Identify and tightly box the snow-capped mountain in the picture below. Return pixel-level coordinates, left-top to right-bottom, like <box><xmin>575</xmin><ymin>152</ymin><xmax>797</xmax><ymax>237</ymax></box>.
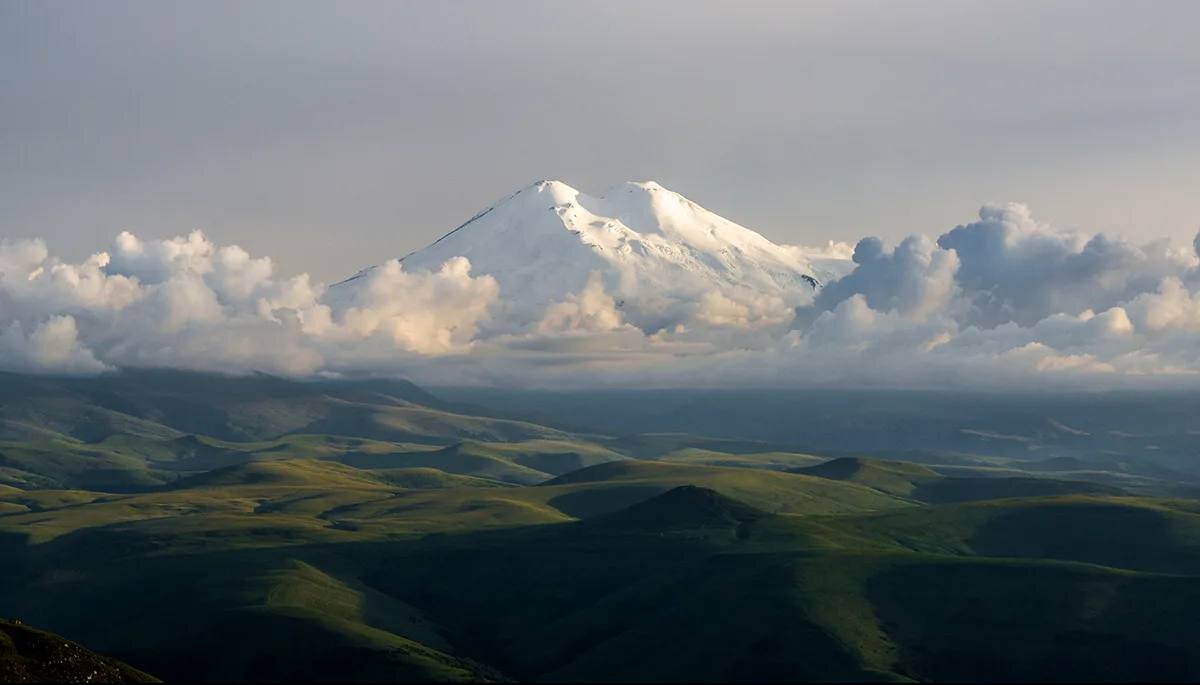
<box><xmin>333</xmin><ymin>180</ymin><xmax>843</xmax><ymax>332</ymax></box>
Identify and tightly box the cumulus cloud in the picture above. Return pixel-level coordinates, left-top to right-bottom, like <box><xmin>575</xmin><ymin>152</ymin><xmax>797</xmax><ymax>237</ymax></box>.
<box><xmin>0</xmin><ymin>232</ymin><xmax>499</xmax><ymax>376</ymax></box>
<box><xmin>938</xmin><ymin>203</ymin><xmax>1197</xmax><ymax>327</ymax></box>
<box><xmin>807</xmin><ymin>234</ymin><xmax>960</xmax><ymax>321</ymax></box>
<box><xmin>538</xmin><ymin>271</ymin><xmax>626</xmax><ymax>334</ymax></box>
<box><xmin>331</xmin><ymin>257</ymin><xmax>499</xmax><ymax>353</ymax></box>
<box><xmin>766</xmin><ymin>203</ymin><xmax>1200</xmax><ymax>391</ymax></box>
<box><xmin>0</xmin><ymin>315</ymin><xmax>109</xmax><ymax>374</ymax></box>
<box><xmin>694</xmin><ymin>288</ymin><xmax>794</xmax><ymax>329</ymax></box>
<box><xmin>4</xmin><ymin>205</ymin><xmax>1200</xmax><ymax>390</ymax></box>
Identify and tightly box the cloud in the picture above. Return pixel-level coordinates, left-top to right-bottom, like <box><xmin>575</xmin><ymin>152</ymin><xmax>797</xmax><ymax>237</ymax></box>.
<box><xmin>1124</xmin><ymin>277</ymin><xmax>1200</xmax><ymax>333</ymax></box>
<box><xmin>0</xmin><ymin>315</ymin><xmax>109</xmax><ymax>374</ymax></box>
<box><xmin>330</xmin><ymin>257</ymin><xmax>499</xmax><ymax>354</ymax></box>
<box><xmin>538</xmin><ymin>271</ymin><xmax>626</xmax><ymax>334</ymax></box>
<box><xmin>0</xmin><ymin>232</ymin><xmax>499</xmax><ymax>375</ymax></box>
<box><xmin>807</xmin><ymin>234</ymin><xmax>960</xmax><ymax>321</ymax></box>
<box><xmin>937</xmin><ymin>203</ymin><xmax>1197</xmax><ymax>327</ymax></box>
<box><xmin>694</xmin><ymin>288</ymin><xmax>794</xmax><ymax>329</ymax></box>
<box><xmin>4</xmin><ymin>207</ymin><xmax>1200</xmax><ymax>390</ymax></box>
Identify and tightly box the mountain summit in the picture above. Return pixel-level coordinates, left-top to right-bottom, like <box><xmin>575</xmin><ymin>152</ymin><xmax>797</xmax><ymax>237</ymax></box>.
<box><xmin>335</xmin><ymin>180</ymin><xmax>837</xmax><ymax>331</ymax></box>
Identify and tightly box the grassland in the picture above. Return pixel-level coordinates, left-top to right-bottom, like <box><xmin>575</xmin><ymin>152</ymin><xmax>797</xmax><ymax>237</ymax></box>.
<box><xmin>3</xmin><ymin>371</ymin><xmax>1200</xmax><ymax>681</ymax></box>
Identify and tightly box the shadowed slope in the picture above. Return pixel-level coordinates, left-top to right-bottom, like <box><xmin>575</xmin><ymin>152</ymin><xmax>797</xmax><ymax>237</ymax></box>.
<box><xmin>0</xmin><ymin>619</ymin><xmax>157</xmax><ymax>683</ymax></box>
<box><xmin>594</xmin><ymin>485</ymin><xmax>764</xmax><ymax>531</ymax></box>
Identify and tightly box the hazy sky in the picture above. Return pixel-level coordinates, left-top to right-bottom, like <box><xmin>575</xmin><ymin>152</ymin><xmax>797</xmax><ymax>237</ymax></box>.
<box><xmin>5</xmin><ymin>0</ymin><xmax>1200</xmax><ymax>282</ymax></box>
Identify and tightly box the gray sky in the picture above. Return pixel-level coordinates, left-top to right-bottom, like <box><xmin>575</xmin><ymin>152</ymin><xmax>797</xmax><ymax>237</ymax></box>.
<box><xmin>4</xmin><ymin>0</ymin><xmax>1200</xmax><ymax>282</ymax></box>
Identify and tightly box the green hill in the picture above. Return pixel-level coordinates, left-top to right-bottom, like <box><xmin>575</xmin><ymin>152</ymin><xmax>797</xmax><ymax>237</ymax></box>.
<box><xmin>3</xmin><ymin>371</ymin><xmax>1200</xmax><ymax>681</ymax></box>
<box><xmin>172</xmin><ymin>459</ymin><xmax>397</xmax><ymax>489</ymax></box>
<box><xmin>3</xmin><ymin>456</ymin><xmax>1200</xmax><ymax>681</ymax></box>
<box><xmin>0</xmin><ymin>372</ymin><xmax>621</xmax><ymax>491</ymax></box>
<box><xmin>336</xmin><ymin>438</ymin><xmax>624</xmax><ymax>485</ymax></box>
<box><xmin>594</xmin><ymin>485</ymin><xmax>765</xmax><ymax>532</ymax></box>
<box><xmin>794</xmin><ymin>457</ymin><xmax>940</xmax><ymax>497</ymax></box>
<box><xmin>367</xmin><ymin>468</ymin><xmax>507</xmax><ymax>490</ymax></box>
<box><xmin>798</xmin><ymin>495</ymin><xmax>1200</xmax><ymax>574</ymax></box>
<box><xmin>361</xmin><ymin>491</ymin><xmax>1200</xmax><ymax>682</ymax></box>
<box><xmin>538</xmin><ymin>460</ymin><xmax>911</xmax><ymax>518</ymax></box>
<box><xmin>795</xmin><ymin>456</ymin><xmax>1127</xmax><ymax>504</ymax></box>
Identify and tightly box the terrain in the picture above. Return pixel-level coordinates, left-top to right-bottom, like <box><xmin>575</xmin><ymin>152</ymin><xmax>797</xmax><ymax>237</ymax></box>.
<box><xmin>2</xmin><ymin>371</ymin><xmax>1199</xmax><ymax>681</ymax></box>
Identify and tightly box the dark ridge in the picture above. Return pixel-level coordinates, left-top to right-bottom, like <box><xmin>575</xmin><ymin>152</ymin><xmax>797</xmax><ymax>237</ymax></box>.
<box><xmin>540</xmin><ymin>459</ymin><xmax>668</xmax><ymax>486</ymax></box>
<box><xmin>0</xmin><ymin>619</ymin><xmax>158</xmax><ymax>683</ymax></box>
<box><xmin>594</xmin><ymin>485</ymin><xmax>764</xmax><ymax>530</ymax></box>
<box><xmin>794</xmin><ymin>457</ymin><xmax>937</xmax><ymax>480</ymax></box>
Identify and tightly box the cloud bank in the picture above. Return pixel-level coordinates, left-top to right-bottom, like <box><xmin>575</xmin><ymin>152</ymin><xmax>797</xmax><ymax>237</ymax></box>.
<box><xmin>3</xmin><ymin>204</ymin><xmax>1200</xmax><ymax>389</ymax></box>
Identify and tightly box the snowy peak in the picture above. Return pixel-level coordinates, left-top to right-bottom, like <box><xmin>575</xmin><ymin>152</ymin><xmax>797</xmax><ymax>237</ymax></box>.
<box><xmin>337</xmin><ymin>180</ymin><xmax>838</xmax><ymax>332</ymax></box>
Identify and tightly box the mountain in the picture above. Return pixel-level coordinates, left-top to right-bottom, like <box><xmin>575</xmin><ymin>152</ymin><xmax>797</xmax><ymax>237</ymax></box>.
<box><xmin>332</xmin><ymin>180</ymin><xmax>841</xmax><ymax>331</ymax></box>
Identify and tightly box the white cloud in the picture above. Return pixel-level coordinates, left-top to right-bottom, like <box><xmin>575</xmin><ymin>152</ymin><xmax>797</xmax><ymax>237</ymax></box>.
<box><xmin>3</xmin><ymin>208</ymin><xmax>1200</xmax><ymax>389</ymax></box>
<box><xmin>807</xmin><ymin>234</ymin><xmax>960</xmax><ymax>321</ymax></box>
<box><xmin>937</xmin><ymin>203</ymin><xmax>1197</xmax><ymax>327</ymax></box>
<box><xmin>331</xmin><ymin>257</ymin><xmax>499</xmax><ymax>354</ymax></box>
<box><xmin>0</xmin><ymin>232</ymin><xmax>499</xmax><ymax>375</ymax></box>
<box><xmin>538</xmin><ymin>271</ymin><xmax>626</xmax><ymax>334</ymax></box>
<box><xmin>0</xmin><ymin>315</ymin><xmax>109</xmax><ymax>374</ymax></box>
<box><xmin>694</xmin><ymin>289</ymin><xmax>794</xmax><ymax>329</ymax></box>
<box><xmin>1124</xmin><ymin>277</ymin><xmax>1200</xmax><ymax>333</ymax></box>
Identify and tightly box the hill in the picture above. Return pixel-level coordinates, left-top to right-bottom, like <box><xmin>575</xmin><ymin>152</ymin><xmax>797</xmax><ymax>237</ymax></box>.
<box><xmin>795</xmin><ymin>456</ymin><xmax>1127</xmax><ymax>503</ymax></box>
<box><xmin>0</xmin><ymin>372</ymin><xmax>600</xmax><ymax>491</ymax></box>
<box><xmin>1</xmin><ymin>371</ymin><xmax>1199</xmax><ymax>681</ymax></box>
<box><xmin>537</xmin><ymin>460</ymin><xmax>910</xmax><ymax>518</ymax></box>
<box><xmin>364</xmin><ymin>492</ymin><xmax>1200</xmax><ymax>682</ymax></box>
<box><xmin>336</xmin><ymin>438</ymin><xmax>626</xmax><ymax>485</ymax></box>
<box><xmin>0</xmin><ymin>369</ymin><xmax>568</xmax><ymax>445</ymax></box>
<box><xmin>2</xmin><ymin>453</ymin><xmax>1200</xmax><ymax>681</ymax></box>
<box><xmin>593</xmin><ymin>485</ymin><xmax>765</xmax><ymax>532</ymax></box>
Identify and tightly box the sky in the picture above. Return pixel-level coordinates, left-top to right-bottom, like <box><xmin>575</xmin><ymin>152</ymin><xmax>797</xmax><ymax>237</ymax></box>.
<box><xmin>4</xmin><ymin>0</ymin><xmax>1200</xmax><ymax>283</ymax></box>
<box><xmin>5</xmin><ymin>1</ymin><xmax>1200</xmax><ymax>389</ymax></box>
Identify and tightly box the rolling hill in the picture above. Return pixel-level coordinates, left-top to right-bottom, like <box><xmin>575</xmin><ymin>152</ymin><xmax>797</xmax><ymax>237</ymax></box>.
<box><xmin>2</xmin><ymin>370</ymin><xmax>1200</xmax><ymax>681</ymax></box>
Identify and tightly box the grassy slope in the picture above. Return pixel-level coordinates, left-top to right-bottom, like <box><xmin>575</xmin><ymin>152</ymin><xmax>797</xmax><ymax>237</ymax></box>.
<box><xmin>0</xmin><ymin>432</ymin><xmax>630</xmax><ymax>491</ymax></box>
<box><xmin>0</xmin><ymin>371</ymin><xmax>596</xmax><ymax>492</ymax></box>
<box><xmin>0</xmin><ymin>457</ymin><xmax>912</xmax><ymax>681</ymax></box>
<box><xmin>795</xmin><ymin>456</ymin><xmax>1129</xmax><ymax>504</ymax></box>
<box><xmin>655</xmin><ymin>448</ymin><xmax>826</xmax><ymax>471</ymax></box>
<box><xmin>801</xmin><ymin>495</ymin><xmax>1200</xmax><ymax>573</ymax></box>
<box><xmin>538</xmin><ymin>460</ymin><xmax>910</xmax><ymax>517</ymax></box>
<box><xmin>1</xmin><ymin>459</ymin><xmax>1199</xmax><ymax>681</ymax></box>
<box><xmin>364</xmin><ymin>487</ymin><xmax>1200</xmax><ymax>682</ymax></box>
